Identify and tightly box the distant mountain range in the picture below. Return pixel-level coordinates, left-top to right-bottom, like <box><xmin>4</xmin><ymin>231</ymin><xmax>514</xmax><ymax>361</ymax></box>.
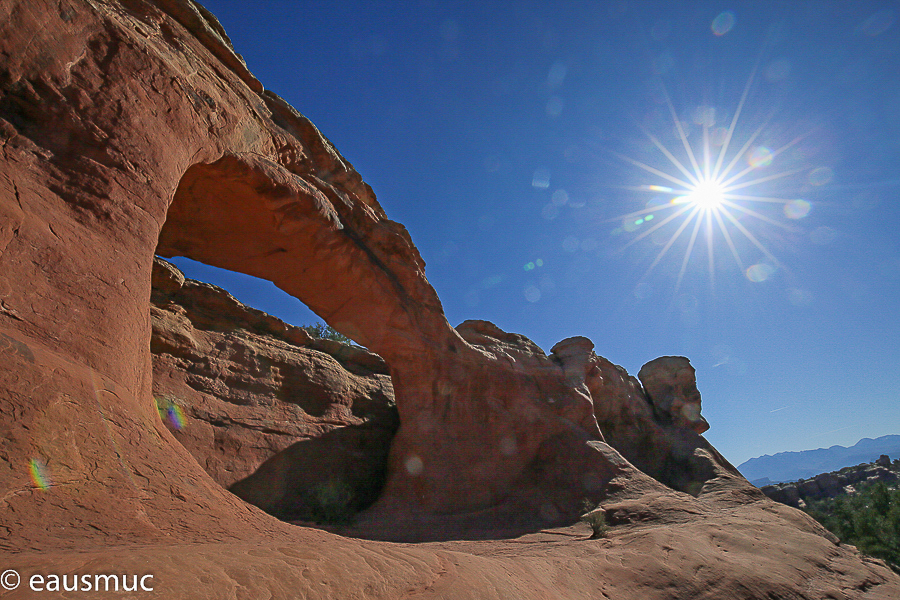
<box><xmin>738</xmin><ymin>435</ymin><xmax>900</xmax><ymax>485</ymax></box>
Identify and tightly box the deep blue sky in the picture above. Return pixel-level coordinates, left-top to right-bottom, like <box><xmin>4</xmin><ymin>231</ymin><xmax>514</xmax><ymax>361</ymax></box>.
<box><xmin>176</xmin><ymin>1</ymin><xmax>900</xmax><ymax>466</ymax></box>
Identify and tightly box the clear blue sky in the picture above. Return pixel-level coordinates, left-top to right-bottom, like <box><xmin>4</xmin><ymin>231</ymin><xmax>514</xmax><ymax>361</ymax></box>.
<box><xmin>176</xmin><ymin>1</ymin><xmax>900</xmax><ymax>467</ymax></box>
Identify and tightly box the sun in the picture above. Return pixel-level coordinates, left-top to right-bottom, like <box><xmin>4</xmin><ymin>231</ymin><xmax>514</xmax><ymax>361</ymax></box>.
<box><xmin>685</xmin><ymin>178</ymin><xmax>726</xmax><ymax>210</ymax></box>
<box><xmin>606</xmin><ymin>63</ymin><xmax>814</xmax><ymax>294</ymax></box>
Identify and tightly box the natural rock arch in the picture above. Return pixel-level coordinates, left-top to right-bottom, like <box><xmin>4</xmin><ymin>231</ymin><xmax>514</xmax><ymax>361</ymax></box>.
<box><xmin>156</xmin><ymin>153</ymin><xmax>630</xmax><ymax>531</ymax></box>
<box><xmin>0</xmin><ymin>0</ymin><xmax>749</xmax><ymax>543</ymax></box>
<box><xmin>0</xmin><ymin>0</ymin><xmax>639</xmax><ymax>544</ymax></box>
<box><xmin>4</xmin><ymin>3</ymin><xmax>900</xmax><ymax>598</ymax></box>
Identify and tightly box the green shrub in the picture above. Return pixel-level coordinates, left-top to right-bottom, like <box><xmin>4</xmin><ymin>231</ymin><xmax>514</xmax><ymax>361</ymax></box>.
<box><xmin>308</xmin><ymin>480</ymin><xmax>355</xmax><ymax>526</ymax></box>
<box><xmin>804</xmin><ymin>481</ymin><xmax>900</xmax><ymax>572</ymax></box>
<box><xmin>581</xmin><ymin>499</ymin><xmax>610</xmax><ymax>539</ymax></box>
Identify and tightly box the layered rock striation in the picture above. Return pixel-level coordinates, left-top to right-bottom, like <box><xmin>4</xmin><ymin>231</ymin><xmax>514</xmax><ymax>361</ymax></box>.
<box><xmin>2</xmin><ymin>1</ymin><xmax>899</xmax><ymax>597</ymax></box>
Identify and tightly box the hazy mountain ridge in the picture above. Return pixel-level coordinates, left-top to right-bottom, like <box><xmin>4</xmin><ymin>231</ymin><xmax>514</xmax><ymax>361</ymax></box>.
<box><xmin>739</xmin><ymin>435</ymin><xmax>900</xmax><ymax>484</ymax></box>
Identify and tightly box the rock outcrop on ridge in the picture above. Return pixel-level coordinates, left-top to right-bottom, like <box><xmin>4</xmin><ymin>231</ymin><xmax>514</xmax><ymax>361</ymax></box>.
<box><xmin>2</xmin><ymin>1</ymin><xmax>899</xmax><ymax>598</ymax></box>
<box><xmin>762</xmin><ymin>456</ymin><xmax>900</xmax><ymax>509</ymax></box>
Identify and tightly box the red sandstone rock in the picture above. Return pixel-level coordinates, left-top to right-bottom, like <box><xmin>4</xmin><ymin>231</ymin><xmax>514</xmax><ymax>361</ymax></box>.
<box><xmin>151</xmin><ymin>257</ymin><xmax>397</xmax><ymax>521</ymax></box>
<box><xmin>1</xmin><ymin>1</ymin><xmax>898</xmax><ymax>598</ymax></box>
<box><xmin>639</xmin><ymin>356</ymin><xmax>710</xmax><ymax>434</ymax></box>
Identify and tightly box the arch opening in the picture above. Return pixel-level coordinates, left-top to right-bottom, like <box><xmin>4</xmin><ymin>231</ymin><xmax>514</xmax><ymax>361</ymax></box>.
<box><xmin>151</xmin><ymin>157</ymin><xmax>401</xmax><ymax>526</ymax></box>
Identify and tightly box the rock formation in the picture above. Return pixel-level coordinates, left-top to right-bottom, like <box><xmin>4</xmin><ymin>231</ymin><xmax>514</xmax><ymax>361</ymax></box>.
<box><xmin>2</xmin><ymin>1</ymin><xmax>899</xmax><ymax>597</ymax></box>
<box><xmin>151</xmin><ymin>257</ymin><xmax>397</xmax><ymax>522</ymax></box>
<box><xmin>762</xmin><ymin>457</ymin><xmax>900</xmax><ymax>509</ymax></box>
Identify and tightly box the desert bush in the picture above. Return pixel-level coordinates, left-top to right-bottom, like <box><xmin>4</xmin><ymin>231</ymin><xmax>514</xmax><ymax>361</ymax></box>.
<box><xmin>308</xmin><ymin>480</ymin><xmax>355</xmax><ymax>526</ymax></box>
<box><xmin>581</xmin><ymin>499</ymin><xmax>610</xmax><ymax>539</ymax></box>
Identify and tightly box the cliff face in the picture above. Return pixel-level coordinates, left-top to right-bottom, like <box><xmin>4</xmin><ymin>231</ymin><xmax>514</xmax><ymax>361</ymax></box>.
<box><xmin>2</xmin><ymin>1</ymin><xmax>899</xmax><ymax>598</ymax></box>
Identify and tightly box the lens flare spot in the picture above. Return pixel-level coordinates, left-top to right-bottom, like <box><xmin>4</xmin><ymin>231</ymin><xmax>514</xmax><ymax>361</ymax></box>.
<box><xmin>710</xmin><ymin>126</ymin><xmax>728</xmax><ymax>146</ymax></box>
<box><xmin>784</xmin><ymin>199</ymin><xmax>811</xmax><ymax>219</ymax></box>
<box><xmin>532</xmin><ymin>168</ymin><xmax>550</xmax><ymax>189</ymax></box>
<box><xmin>788</xmin><ymin>287</ymin><xmax>813</xmax><ymax>306</ymax></box>
<box><xmin>524</xmin><ymin>285</ymin><xmax>541</xmax><ymax>302</ymax></box>
<box><xmin>810</xmin><ymin>226</ymin><xmax>838</xmax><ymax>245</ymax></box>
<box><xmin>168</xmin><ymin>404</ymin><xmax>185</xmax><ymax>429</ymax></box>
<box><xmin>765</xmin><ymin>58</ymin><xmax>792</xmax><ymax>82</ymax></box>
<box><xmin>551</xmin><ymin>189</ymin><xmax>569</xmax><ymax>206</ymax></box>
<box><xmin>691</xmin><ymin>105</ymin><xmax>716</xmax><ymax>127</ymax></box>
<box><xmin>748</xmin><ymin>146</ymin><xmax>773</xmax><ymax>168</ymax></box>
<box><xmin>808</xmin><ymin>166</ymin><xmax>833</xmax><ymax>186</ymax></box>
<box><xmin>404</xmin><ymin>455</ymin><xmax>424</xmax><ymax>476</ymax></box>
<box><xmin>547</xmin><ymin>61</ymin><xmax>567</xmax><ymax>88</ymax></box>
<box><xmin>856</xmin><ymin>9</ymin><xmax>896</xmax><ymax>37</ymax></box>
<box><xmin>711</xmin><ymin>11</ymin><xmax>736</xmax><ymax>36</ymax></box>
<box><xmin>746</xmin><ymin>263</ymin><xmax>776</xmax><ymax>282</ymax></box>
<box><xmin>29</xmin><ymin>458</ymin><xmax>51</xmax><ymax>490</ymax></box>
<box><xmin>652</xmin><ymin>51</ymin><xmax>675</xmax><ymax>75</ymax></box>
<box><xmin>546</xmin><ymin>96</ymin><xmax>564</xmax><ymax>117</ymax></box>
<box><xmin>645</xmin><ymin>214</ymin><xmax>655</xmax><ymax>221</ymax></box>
<box><xmin>681</xmin><ymin>403</ymin><xmax>701</xmax><ymax>422</ymax></box>
<box><xmin>541</xmin><ymin>203</ymin><xmax>560</xmax><ymax>220</ymax></box>
<box><xmin>499</xmin><ymin>436</ymin><xmax>517</xmax><ymax>456</ymax></box>
<box><xmin>157</xmin><ymin>397</ymin><xmax>186</xmax><ymax>430</ymax></box>
<box><xmin>157</xmin><ymin>398</ymin><xmax>185</xmax><ymax>430</ymax></box>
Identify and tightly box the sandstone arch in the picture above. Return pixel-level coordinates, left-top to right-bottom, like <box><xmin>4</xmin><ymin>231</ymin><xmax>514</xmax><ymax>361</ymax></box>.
<box><xmin>4</xmin><ymin>3</ymin><xmax>900</xmax><ymax>598</ymax></box>
<box><xmin>0</xmin><ymin>0</ymin><xmax>637</xmax><ymax>547</ymax></box>
<box><xmin>156</xmin><ymin>152</ymin><xmax>637</xmax><ymax>530</ymax></box>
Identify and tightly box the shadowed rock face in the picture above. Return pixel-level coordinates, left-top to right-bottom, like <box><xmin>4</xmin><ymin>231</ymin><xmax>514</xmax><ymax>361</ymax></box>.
<box><xmin>2</xmin><ymin>1</ymin><xmax>900</xmax><ymax>597</ymax></box>
<box><xmin>639</xmin><ymin>356</ymin><xmax>709</xmax><ymax>434</ymax></box>
<box><xmin>150</xmin><ymin>257</ymin><xmax>398</xmax><ymax>522</ymax></box>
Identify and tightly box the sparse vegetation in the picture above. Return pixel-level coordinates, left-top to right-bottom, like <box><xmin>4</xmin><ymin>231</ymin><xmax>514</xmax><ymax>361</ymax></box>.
<box><xmin>301</xmin><ymin>321</ymin><xmax>354</xmax><ymax>344</ymax></box>
<box><xmin>804</xmin><ymin>481</ymin><xmax>900</xmax><ymax>572</ymax></box>
<box><xmin>308</xmin><ymin>480</ymin><xmax>356</xmax><ymax>526</ymax></box>
<box><xmin>581</xmin><ymin>498</ymin><xmax>610</xmax><ymax>539</ymax></box>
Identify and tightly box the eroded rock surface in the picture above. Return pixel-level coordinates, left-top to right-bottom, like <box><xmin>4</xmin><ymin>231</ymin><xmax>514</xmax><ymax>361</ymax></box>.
<box><xmin>151</xmin><ymin>257</ymin><xmax>397</xmax><ymax>521</ymax></box>
<box><xmin>2</xmin><ymin>1</ymin><xmax>899</xmax><ymax>597</ymax></box>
